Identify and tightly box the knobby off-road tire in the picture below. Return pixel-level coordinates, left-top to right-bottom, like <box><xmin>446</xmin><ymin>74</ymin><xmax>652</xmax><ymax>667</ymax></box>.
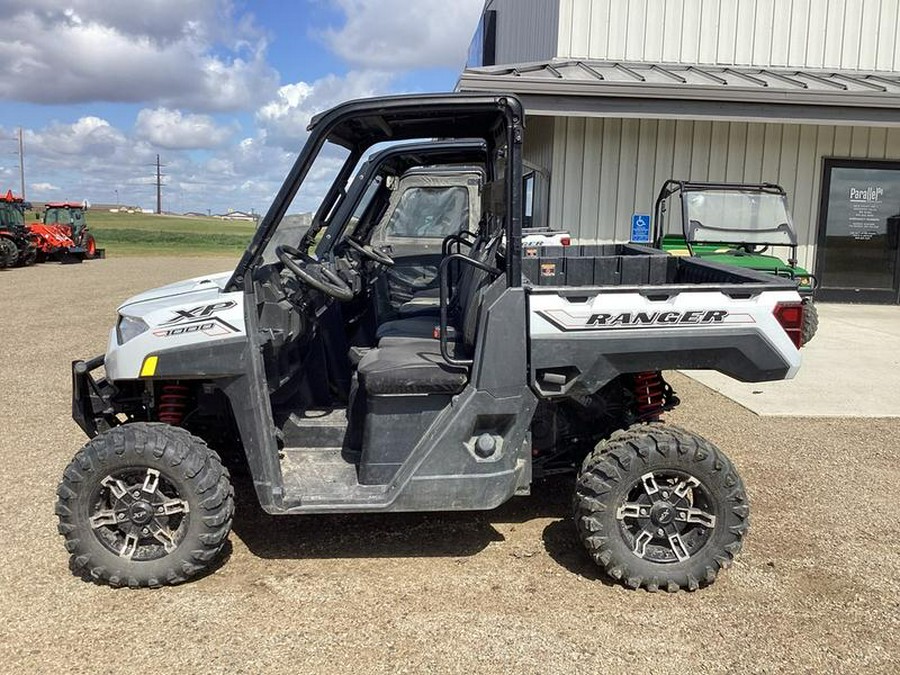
<box><xmin>17</xmin><ymin>245</ymin><xmax>37</xmax><ymax>267</ymax></box>
<box><xmin>0</xmin><ymin>237</ymin><xmax>18</xmax><ymax>268</ymax></box>
<box><xmin>84</xmin><ymin>234</ymin><xmax>97</xmax><ymax>259</ymax></box>
<box><xmin>573</xmin><ymin>423</ymin><xmax>749</xmax><ymax>592</ymax></box>
<box><xmin>802</xmin><ymin>300</ymin><xmax>818</xmax><ymax>345</ymax></box>
<box><xmin>56</xmin><ymin>423</ymin><xmax>234</xmax><ymax>588</ymax></box>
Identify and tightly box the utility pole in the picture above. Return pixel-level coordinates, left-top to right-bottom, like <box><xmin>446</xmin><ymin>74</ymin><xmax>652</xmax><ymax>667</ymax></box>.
<box><xmin>156</xmin><ymin>154</ymin><xmax>162</xmax><ymax>214</ymax></box>
<box><xmin>18</xmin><ymin>128</ymin><xmax>25</xmax><ymax>200</ymax></box>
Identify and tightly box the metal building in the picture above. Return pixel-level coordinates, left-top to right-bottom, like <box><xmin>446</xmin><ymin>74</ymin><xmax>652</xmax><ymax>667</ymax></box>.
<box><xmin>458</xmin><ymin>0</ymin><xmax>900</xmax><ymax>303</ymax></box>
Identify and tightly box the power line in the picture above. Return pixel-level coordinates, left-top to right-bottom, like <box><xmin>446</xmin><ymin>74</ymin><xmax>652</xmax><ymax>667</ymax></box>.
<box><xmin>148</xmin><ymin>154</ymin><xmax>168</xmax><ymax>214</ymax></box>
<box><xmin>17</xmin><ymin>128</ymin><xmax>24</xmax><ymax>201</ymax></box>
<box><xmin>156</xmin><ymin>154</ymin><xmax>162</xmax><ymax>214</ymax></box>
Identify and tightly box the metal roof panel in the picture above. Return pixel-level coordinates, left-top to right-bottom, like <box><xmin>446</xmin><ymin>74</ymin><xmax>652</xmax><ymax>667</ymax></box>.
<box><xmin>458</xmin><ymin>59</ymin><xmax>900</xmax><ymax>113</ymax></box>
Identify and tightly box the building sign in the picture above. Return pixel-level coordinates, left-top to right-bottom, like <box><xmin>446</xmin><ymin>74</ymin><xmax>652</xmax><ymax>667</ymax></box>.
<box><xmin>817</xmin><ymin>160</ymin><xmax>900</xmax><ymax>303</ymax></box>
<box><xmin>847</xmin><ymin>184</ymin><xmax>887</xmax><ymax>241</ymax></box>
<box><xmin>631</xmin><ymin>214</ymin><xmax>651</xmax><ymax>243</ymax></box>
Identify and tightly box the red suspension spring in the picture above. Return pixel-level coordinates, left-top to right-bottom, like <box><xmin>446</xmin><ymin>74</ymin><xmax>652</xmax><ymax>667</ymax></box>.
<box><xmin>633</xmin><ymin>371</ymin><xmax>665</xmax><ymax>421</ymax></box>
<box><xmin>158</xmin><ymin>384</ymin><xmax>190</xmax><ymax>426</ymax></box>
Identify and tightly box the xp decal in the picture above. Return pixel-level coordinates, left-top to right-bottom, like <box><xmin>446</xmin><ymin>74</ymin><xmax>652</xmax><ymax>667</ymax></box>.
<box><xmin>154</xmin><ymin>301</ymin><xmax>241</xmax><ymax>338</ymax></box>
<box><xmin>159</xmin><ymin>301</ymin><xmax>237</xmax><ymax>326</ymax></box>
<box><xmin>153</xmin><ymin>319</ymin><xmax>238</xmax><ymax>338</ymax></box>
<box><xmin>538</xmin><ymin>308</ymin><xmax>757</xmax><ymax>332</ymax></box>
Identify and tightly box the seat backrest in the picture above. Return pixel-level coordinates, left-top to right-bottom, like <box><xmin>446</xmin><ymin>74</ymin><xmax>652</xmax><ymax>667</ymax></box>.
<box><xmin>460</xmin><ymin>235</ymin><xmax>503</xmax><ymax>348</ymax></box>
<box><xmin>450</xmin><ymin>234</ymin><xmax>483</xmax><ymax>304</ymax></box>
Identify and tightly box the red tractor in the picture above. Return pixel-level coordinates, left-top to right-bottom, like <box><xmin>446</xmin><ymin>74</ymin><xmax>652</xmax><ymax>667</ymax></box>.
<box><xmin>29</xmin><ymin>201</ymin><xmax>104</xmax><ymax>262</ymax></box>
<box><xmin>0</xmin><ymin>190</ymin><xmax>38</xmax><ymax>268</ymax></box>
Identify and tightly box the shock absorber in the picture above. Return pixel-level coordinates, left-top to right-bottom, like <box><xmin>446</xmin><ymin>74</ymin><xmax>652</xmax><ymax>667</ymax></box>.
<box><xmin>158</xmin><ymin>383</ymin><xmax>190</xmax><ymax>426</ymax></box>
<box><xmin>632</xmin><ymin>371</ymin><xmax>665</xmax><ymax>421</ymax></box>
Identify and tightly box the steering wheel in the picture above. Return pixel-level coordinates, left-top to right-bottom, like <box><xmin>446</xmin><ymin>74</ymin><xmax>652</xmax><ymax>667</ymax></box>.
<box><xmin>276</xmin><ymin>244</ymin><xmax>354</xmax><ymax>301</ymax></box>
<box><xmin>345</xmin><ymin>237</ymin><xmax>394</xmax><ymax>266</ymax></box>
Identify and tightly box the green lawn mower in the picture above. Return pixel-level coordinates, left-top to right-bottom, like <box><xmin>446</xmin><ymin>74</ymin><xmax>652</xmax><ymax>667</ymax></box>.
<box><xmin>653</xmin><ymin>180</ymin><xmax>818</xmax><ymax>344</ymax></box>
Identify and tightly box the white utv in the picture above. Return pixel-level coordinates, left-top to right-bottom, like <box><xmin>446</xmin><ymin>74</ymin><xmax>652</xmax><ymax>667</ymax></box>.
<box><xmin>58</xmin><ymin>94</ymin><xmax>804</xmax><ymax>591</ymax></box>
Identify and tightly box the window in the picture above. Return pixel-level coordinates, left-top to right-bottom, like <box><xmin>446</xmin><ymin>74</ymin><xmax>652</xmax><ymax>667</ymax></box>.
<box><xmin>465</xmin><ymin>9</ymin><xmax>496</xmax><ymax>68</ymax></box>
<box><xmin>816</xmin><ymin>159</ymin><xmax>900</xmax><ymax>303</ymax></box>
<box><xmin>523</xmin><ymin>172</ymin><xmax>535</xmax><ymax>228</ymax></box>
<box><xmin>384</xmin><ymin>187</ymin><xmax>469</xmax><ymax>239</ymax></box>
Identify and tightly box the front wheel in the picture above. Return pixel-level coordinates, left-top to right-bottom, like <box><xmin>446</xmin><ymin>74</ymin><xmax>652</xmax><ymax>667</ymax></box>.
<box><xmin>573</xmin><ymin>423</ymin><xmax>749</xmax><ymax>591</ymax></box>
<box><xmin>55</xmin><ymin>423</ymin><xmax>234</xmax><ymax>587</ymax></box>
<box><xmin>18</xmin><ymin>244</ymin><xmax>37</xmax><ymax>266</ymax></box>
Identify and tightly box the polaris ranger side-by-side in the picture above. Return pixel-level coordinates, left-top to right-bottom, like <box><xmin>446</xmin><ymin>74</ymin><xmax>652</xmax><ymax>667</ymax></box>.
<box><xmin>58</xmin><ymin>94</ymin><xmax>804</xmax><ymax>591</ymax></box>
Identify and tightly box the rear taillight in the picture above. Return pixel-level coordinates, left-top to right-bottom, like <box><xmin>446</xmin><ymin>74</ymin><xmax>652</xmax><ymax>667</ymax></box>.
<box><xmin>560</xmin><ymin>237</ymin><xmax>571</xmax><ymax>246</ymax></box>
<box><xmin>773</xmin><ymin>301</ymin><xmax>804</xmax><ymax>348</ymax></box>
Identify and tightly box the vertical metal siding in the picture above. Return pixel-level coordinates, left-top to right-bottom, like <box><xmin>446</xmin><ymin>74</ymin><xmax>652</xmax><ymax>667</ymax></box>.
<box><xmin>545</xmin><ymin>118</ymin><xmax>900</xmax><ymax>270</ymax></box>
<box><xmin>556</xmin><ymin>0</ymin><xmax>900</xmax><ymax>71</ymax></box>
<box><xmin>523</xmin><ymin>115</ymin><xmax>555</xmax><ymax>172</ymax></box>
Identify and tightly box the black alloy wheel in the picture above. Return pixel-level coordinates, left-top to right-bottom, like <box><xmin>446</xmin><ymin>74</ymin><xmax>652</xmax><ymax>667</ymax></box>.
<box><xmin>573</xmin><ymin>423</ymin><xmax>749</xmax><ymax>591</ymax></box>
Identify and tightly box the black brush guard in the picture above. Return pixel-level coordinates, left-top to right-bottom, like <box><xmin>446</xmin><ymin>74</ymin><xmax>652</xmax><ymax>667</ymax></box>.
<box><xmin>72</xmin><ymin>355</ymin><xmax>119</xmax><ymax>438</ymax></box>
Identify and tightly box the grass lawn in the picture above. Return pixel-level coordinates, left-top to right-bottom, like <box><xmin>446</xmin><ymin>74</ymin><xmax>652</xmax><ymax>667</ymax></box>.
<box><xmin>34</xmin><ymin>210</ymin><xmax>259</xmax><ymax>256</ymax></box>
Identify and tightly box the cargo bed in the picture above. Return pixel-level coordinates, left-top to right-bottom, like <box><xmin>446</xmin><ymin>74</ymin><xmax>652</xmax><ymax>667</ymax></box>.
<box><xmin>522</xmin><ymin>243</ymin><xmax>796</xmax><ymax>292</ymax></box>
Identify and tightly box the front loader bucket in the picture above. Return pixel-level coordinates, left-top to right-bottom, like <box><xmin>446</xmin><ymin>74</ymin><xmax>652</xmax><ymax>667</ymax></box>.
<box><xmin>53</xmin><ymin>250</ymin><xmax>85</xmax><ymax>265</ymax></box>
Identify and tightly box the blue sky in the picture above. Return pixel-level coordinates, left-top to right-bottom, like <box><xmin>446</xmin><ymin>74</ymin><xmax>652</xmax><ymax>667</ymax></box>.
<box><xmin>0</xmin><ymin>0</ymin><xmax>484</xmax><ymax>213</ymax></box>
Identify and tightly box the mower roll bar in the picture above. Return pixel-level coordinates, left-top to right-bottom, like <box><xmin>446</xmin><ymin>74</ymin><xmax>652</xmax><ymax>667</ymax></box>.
<box><xmin>652</xmin><ymin>179</ymin><xmax>789</xmax><ymax>254</ymax></box>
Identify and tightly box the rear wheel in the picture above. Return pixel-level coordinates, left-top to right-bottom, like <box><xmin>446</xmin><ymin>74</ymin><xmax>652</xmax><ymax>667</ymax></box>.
<box><xmin>573</xmin><ymin>423</ymin><xmax>749</xmax><ymax>591</ymax></box>
<box><xmin>55</xmin><ymin>423</ymin><xmax>234</xmax><ymax>587</ymax></box>
<box><xmin>802</xmin><ymin>299</ymin><xmax>818</xmax><ymax>345</ymax></box>
<box><xmin>0</xmin><ymin>237</ymin><xmax>18</xmax><ymax>268</ymax></box>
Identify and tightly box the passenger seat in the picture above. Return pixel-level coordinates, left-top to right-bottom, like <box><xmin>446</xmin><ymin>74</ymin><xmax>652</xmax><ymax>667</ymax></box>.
<box><xmin>375</xmin><ymin>234</ymin><xmax>501</xmax><ymax>342</ymax></box>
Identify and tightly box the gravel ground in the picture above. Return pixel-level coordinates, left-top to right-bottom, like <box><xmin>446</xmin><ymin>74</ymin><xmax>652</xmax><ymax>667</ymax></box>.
<box><xmin>0</xmin><ymin>257</ymin><xmax>898</xmax><ymax>674</ymax></box>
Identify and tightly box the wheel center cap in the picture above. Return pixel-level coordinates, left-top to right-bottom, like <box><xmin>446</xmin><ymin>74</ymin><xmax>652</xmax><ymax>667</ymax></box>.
<box><xmin>129</xmin><ymin>501</ymin><xmax>153</xmax><ymax>525</ymax></box>
<box><xmin>650</xmin><ymin>502</ymin><xmax>676</xmax><ymax>527</ymax></box>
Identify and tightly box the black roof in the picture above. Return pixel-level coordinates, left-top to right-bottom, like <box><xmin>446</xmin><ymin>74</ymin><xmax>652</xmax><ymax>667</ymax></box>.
<box><xmin>308</xmin><ymin>93</ymin><xmax>522</xmax><ymax>150</ymax></box>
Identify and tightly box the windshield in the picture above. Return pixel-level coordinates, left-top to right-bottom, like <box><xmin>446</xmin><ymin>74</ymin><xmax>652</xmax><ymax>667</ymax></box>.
<box><xmin>0</xmin><ymin>204</ymin><xmax>24</xmax><ymax>229</ymax></box>
<box><xmin>45</xmin><ymin>208</ymin><xmax>74</xmax><ymax>225</ymax></box>
<box><xmin>682</xmin><ymin>190</ymin><xmax>796</xmax><ymax>246</ymax></box>
<box><xmin>260</xmin><ymin>140</ymin><xmax>352</xmax><ymax>264</ymax></box>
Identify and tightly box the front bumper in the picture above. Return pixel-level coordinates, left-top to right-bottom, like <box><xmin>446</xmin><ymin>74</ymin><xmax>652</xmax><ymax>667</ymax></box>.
<box><xmin>72</xmin><ymin>355</ymin><xmax>119</xmax><ymax>438</ymax></box>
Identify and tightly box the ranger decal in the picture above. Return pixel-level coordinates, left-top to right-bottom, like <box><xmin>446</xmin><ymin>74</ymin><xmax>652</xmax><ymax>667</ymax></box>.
<box><xmin>537</xmin><ymin>309</ymin><xmax>756</xmax><ymax>331</ymax></box>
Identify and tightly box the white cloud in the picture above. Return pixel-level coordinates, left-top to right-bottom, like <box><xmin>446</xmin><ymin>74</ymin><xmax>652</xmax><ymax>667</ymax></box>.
<box><xmin>0</xmin><ymin>1</ymin><xmax>278</xmax><ymax>111</ymax></box>
<box><xmin>8</xmin><ymin>119</ymin><xmax>293</xmax><ymax>214</ymax></box>
<box><xmin>135</xmin><ymin>108</ymin><xmax>236</xmax><ymax>150</ymax></box>
<box><xmin>0</xmin><ymin>0</ymin><xmax>486</xmax><ymax>213</ymax></box>
<box><xmin>30</xmin><ymin>182</ymin><xmax>59</xmax><ymax>192</ymax></box>
<box><xmin>323</xmin><ymin>0</ymin><xmax>483</xmax><ymax>70</ymax></box>
<box><xmin>257</xmin><ymin>70</ymin><xmax>393</xmax><ymax>150</ymax></box>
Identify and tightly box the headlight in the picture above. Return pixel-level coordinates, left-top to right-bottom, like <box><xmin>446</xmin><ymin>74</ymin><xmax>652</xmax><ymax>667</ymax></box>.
<box><xmin>116</xmin><ymin>315</ymin><xmax>149</xmax><ymax>345</ymax></box>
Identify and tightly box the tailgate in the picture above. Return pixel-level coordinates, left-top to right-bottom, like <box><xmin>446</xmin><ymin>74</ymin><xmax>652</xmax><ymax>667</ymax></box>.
<box><xmin>527</xmin><ymin>287</ymin><xmax>802</xmax><ymax>397</ymax></box>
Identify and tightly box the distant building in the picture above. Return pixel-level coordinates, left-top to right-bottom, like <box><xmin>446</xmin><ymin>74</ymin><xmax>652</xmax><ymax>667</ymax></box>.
<box><xmin>459</xmin><ymin>0</ymin><xmax>900</xmax><ymax>304</ymax></box>
<box><xmin>216</xmin><ymin>210</ymin><xmax>259</xmax><ymax>222</ymax></box>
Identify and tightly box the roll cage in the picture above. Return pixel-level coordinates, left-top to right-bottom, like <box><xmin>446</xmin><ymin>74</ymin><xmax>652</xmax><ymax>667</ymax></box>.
<box><xmin>227</xmin><ymin>93</ymin><xmax>524</xmax><ymax>292</ymax></box>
